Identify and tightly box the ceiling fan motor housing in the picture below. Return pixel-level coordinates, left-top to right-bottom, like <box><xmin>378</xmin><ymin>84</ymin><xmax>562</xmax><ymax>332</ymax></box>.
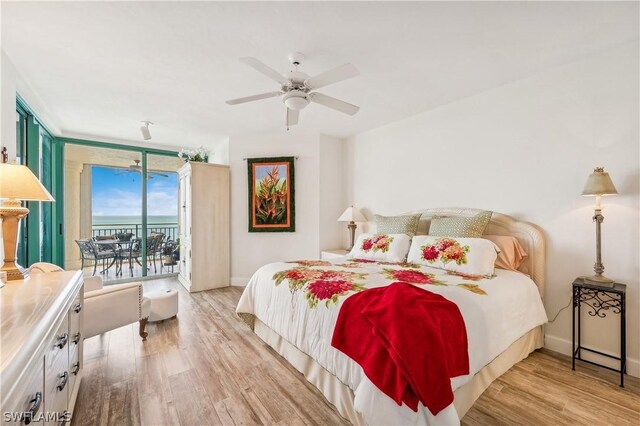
<box><xmin>283</xmin><ymin>90</ymin><xmax>309</xmax><ymax>110</ymax></box>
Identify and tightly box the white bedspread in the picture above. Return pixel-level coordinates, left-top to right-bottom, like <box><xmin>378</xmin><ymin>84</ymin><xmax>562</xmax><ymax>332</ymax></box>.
<box><xmin>236</xmin><ymin>258</ymin><xmax>547</xmax><ymax>425</ymax></box>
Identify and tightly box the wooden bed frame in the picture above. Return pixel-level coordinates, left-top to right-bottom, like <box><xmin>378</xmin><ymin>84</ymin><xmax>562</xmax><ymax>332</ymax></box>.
<box><xmin>248</xmin><ymin>208</ymin><xmax>546</xmax><ymax>424</ymax></box>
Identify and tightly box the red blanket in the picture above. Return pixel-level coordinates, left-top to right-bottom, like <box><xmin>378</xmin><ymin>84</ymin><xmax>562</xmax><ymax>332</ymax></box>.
<box><xmin>331</xmin><ymin>282</ymin><xmax>469</xmax><ymax>415</ymax></box>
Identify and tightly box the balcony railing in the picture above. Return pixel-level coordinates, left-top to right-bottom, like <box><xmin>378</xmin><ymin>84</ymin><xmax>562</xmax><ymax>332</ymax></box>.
<box><xmin>92</xmin><ymin>223</ymin><xmax>178</xmax><ymax>242</ymax></box>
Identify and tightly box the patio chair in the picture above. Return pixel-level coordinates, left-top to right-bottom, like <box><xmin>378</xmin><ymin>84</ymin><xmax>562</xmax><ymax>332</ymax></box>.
<box><xmin>148</xmin><ymin>232</ymin><xmax>165</xmax><ymax>273</ymax></box>
<box><xmin>114</xmin><ymin>232</ymin><xmax>134</xmax><ymax>242</ymax></box>
<box><xmin>123</xmin><ymin>237</ymin><xmax>143</xmax><ymax>277</ymax></box>
<box><xmin>75</xmin><ymin>239</ymin><xmax>118</xmax><ymax>276</ymax></box>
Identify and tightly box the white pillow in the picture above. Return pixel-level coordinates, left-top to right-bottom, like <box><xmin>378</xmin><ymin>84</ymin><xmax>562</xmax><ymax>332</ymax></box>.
<box><xmin>407</xmin><ymin>236</ymin><xmax>499</xmax><ymax>277</ymax></box>
<box><xmin>347</xmin><ymin>233</ymin><xmax>412</xmax><ymax>262</ymax></box>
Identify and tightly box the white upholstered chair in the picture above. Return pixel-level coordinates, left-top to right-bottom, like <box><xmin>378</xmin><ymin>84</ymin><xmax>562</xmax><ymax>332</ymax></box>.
<box><xmin>28</xmin><ymin>263</ymin><xmax>151</xmax><ymax>340</ymax></box>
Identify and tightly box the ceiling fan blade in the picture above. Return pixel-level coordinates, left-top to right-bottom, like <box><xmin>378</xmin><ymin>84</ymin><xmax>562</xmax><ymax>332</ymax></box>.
<box><xmin>309</xmin><ymin>92</ymin><xmax>360</xmax><ymax>116</ymax></box>
<box><xmin>225</xmin><ymin>91</ymin><xmax>282</xmax><ymax>105</ymax></box>
<box><xmin>286</xmin><ymin>108</ymin><xmax>299</xmax><ymax>128</ymax></box>
<box><xmin>149</xmin><ymin>171</ymin><xmax>169</xmax><ymax>177</ymax></box>
<box><xmin>239</xmin><ymin>57</ymin><xmax>289</xmax><ymax>85</ymax></box>
<box><xmin>305</xmin><ymin>63</ymin><xmax>359</xmax><ymax>90</ymax></box>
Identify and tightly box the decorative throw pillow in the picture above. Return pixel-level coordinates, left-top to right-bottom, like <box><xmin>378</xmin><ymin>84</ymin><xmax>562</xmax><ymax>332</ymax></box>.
<box><xmin>483</xmin><ymin>235</ymin><xmax>528</xmax><ymax>271</ymax></box>
<box><xmin>407</xmin><ymin>236</ymin><xmax>499</xmax><ymax>277</ymax></box>
<box><xmin>375</xmin><ymin>213</ymin><xmax>422</xmax><ymax>236</ymax></box>
<box><xmin>347</xmin><ymin>233</ymin><xmax>412</xmax><ymax>262</ymax></box>
<box><xmin>428</xmin><ymin>211</ymin><xmax>492</xmax><ymax>238</ymax></box>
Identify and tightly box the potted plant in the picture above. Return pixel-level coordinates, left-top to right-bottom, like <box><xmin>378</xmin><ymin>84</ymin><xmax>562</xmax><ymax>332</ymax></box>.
<box><xmin>178</xmin><ymin>146</ymin><xmax>210</xmax><ymax>163</ymax></box>
<box><xmin>162</xmin><ymin>241</ymin><xmax>178</xmax><ymax>265</ymax></box>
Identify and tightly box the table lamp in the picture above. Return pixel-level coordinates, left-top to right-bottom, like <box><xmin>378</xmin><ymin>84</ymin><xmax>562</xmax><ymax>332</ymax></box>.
<box><xmin>0</xmin><ymin>163</ymin><xmax>54</xmax><ymax>281</ymax></box>
<box><xmin>581</xmin><ymin>167</ymin><xmax>618</xmax><ymax>287</ymax></box>
<box><xmin>338</xmin><ymin>206</ymin><xmax>366</xmax><ymax>251</ymax></box>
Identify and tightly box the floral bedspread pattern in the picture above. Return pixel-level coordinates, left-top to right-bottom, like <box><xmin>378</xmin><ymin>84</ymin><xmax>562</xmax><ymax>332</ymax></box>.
<box><xmin>275</xmin><ymin>258</ymin><xmax>487</xmax><ymax>309</ymax></box>
<box><xmin>236</xmin><ymin>258</ymin><xmax>547</xmax><ymax>425</ymax></box>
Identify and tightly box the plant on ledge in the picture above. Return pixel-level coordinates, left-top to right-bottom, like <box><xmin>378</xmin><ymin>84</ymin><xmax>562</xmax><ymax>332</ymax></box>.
<box><xmin>178</xmin><ymin>146</ymin><xmax>210</xmax><ymax>162</ymax></box>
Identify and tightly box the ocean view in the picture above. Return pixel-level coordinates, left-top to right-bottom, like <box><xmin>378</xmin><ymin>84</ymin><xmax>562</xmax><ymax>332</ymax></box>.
<box><xmin>93</xmin><ymin>215</ymin><xmax>178</xmax><ymax>227</ymax></box>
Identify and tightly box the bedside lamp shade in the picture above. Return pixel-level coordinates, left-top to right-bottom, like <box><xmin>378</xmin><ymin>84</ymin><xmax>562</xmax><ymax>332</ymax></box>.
<box><xmin>1</xmin><ymin>163</ymin><xmax>54</xmax><ymax>282</ymax></box>
<box><xmin>337</xmin><ymin>206</ymin><xmax>366</xmax><ymax>251</ymax></box>
<box><xmin>337</xmin><ymin>206</ymin><xmax>366</xmax><ymax>223</ymax></box>
<box><xmin>0</xmin><ymin>164</ymin><xmax>54</xmax><ymax>201</ymax></box>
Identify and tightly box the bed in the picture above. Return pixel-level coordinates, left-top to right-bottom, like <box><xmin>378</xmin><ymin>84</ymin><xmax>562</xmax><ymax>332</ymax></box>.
<box><xmin>236</xmin><ymin>208</ymin><xmax>547</xmax><ymax>425</ymax></box>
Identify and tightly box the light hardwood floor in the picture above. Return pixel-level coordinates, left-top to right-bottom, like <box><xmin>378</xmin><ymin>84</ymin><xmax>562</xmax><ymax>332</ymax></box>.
<box><xmin>73</xmin><ymin>278</ymin><xmax>639</xmax><ymax>426</ymax></box>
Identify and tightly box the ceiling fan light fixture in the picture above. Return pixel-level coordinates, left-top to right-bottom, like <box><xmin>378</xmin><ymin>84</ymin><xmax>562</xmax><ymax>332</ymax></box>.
<box><xmin>283</xmin><ymin>91</ymin><xmax>309</xmax><ymax>111</ymax></box>
<box><xmin>140</xmin><ymin>121</ymin><xmax>153</xmax><ymax>140</ymax></box>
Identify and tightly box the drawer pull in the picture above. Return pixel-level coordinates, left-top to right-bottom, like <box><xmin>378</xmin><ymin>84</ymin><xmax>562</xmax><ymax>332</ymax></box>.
<box><xmin>21</xmin><ymin>391</ymin><xmax>42</xmax><ymax>425</ymax></box>
<box><xmin>71</xmin><ymin>361</ymin><xmax>81</xmax><ymax>375</ymax></box>
<box><xmin>73</xmin><ymin>332</ymin><xmax>81</xmax><ymax>345</ymax></box>
<box><xmin>73</xmin><ymin>303</ymin><xmax>82</xmax><ymax>313</ymax></box>
<box><xmin>56</xmin><ymin>333</ymin><xmax>69</xmax><ymax>349</ymax></box>
<box><xmin>57</xmin><ymin>371</ymin><xmax>69</xmax><ymax>391</ymax></box>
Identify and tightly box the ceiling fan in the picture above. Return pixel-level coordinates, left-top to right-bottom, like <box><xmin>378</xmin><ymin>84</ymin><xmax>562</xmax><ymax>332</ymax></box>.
<box><xmin>115</xmin><ymin>160</ymin><xmax>169</xmax><ymax>179</ymax></box>
<box><xmin>225</xmin><ymin>52</ymin><xmax>360</xmax><ymax>129</ymax></box>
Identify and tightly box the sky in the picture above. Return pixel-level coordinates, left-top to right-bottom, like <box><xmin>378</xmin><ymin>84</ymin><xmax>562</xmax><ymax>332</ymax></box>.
<box><xmin>92</xmin><ymin>166</ymin><xmax>178</xmax><ymax>217</ymax></box>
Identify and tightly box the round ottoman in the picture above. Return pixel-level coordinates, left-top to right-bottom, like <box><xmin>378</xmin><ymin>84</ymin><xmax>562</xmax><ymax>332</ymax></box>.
<box><xmin>147</xmin><ymin>288</ymin><xmax>179</xmax><ymax>322</ymax></box>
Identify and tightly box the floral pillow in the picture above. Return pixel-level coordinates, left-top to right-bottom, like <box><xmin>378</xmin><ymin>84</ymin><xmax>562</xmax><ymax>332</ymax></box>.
<box><xmin>407</xmin><ymin>236</ymin><xmax>499</xmax><ymax>277</ymax></box>
<box><xmin>347</xmin><ymin>233</ymin><xmax>412</xmax><ymax>262</ymax></box>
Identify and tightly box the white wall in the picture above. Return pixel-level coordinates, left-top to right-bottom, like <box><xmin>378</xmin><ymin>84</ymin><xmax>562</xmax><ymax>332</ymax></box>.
<box><xmin>229</xmin><ymin>131</ymin><xmax>344</xmax><ymax>284</ymax></box>
<box><xmin>1</xmin><ymin>51</ymin><xmax>18</xmax><ymax>162</ymax></box>
<box><xmin>344</xmin><ymin>41</ymin><xmax>640</xmax><ymax>376</ymax></box>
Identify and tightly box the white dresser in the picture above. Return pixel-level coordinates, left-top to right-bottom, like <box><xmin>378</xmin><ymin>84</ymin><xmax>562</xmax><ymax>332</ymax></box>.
<box><xmin>1</xmin><ymin>271</ymin><xmax>84</xmax><ymax>425</ymax></box>
<box><xmin>178</xmin><ymin>162</ymin><xmax>230</xmax><ymax>292</ymax></box>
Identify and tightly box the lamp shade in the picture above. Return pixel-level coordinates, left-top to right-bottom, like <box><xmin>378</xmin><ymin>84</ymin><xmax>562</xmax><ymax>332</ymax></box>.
<box><xmin>582</xmin><ymin>167</ymin><xmax>618</xmax><ymax>196</ymax></box>
<box><xmin>338</xmin><ymin>206</ymin><xmax>366</xmax><ymax>222</ymax></box>
<box><xmin>0</xmin><ymin>164</ymin><xmax>54</xmax><ymax>201</ymax></box>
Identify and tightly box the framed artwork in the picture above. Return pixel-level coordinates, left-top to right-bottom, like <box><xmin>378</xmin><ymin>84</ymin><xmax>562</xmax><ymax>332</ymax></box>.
<box><xmin>247</xmin><ymin>156</ymin><xmax>295</xmax><ymax>232</ymax></box>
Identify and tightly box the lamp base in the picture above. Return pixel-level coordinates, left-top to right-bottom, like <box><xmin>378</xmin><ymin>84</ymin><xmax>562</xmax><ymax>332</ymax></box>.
<box><xmin>583</xmin><ymin>274</ymin><xmax>615</xmax><ymax>288</ymax></box>
<box><xmin>1</xmin><ymin>199</ymin><xmax>30</xmax><ymax>282</ymax></box>
<box><xmin>0</xmin><ymin>264</ymin><xmax>29</xmax><ymax>281</ymax></box>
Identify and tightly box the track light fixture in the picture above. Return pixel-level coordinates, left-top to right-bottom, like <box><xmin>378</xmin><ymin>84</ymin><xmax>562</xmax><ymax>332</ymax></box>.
<box><xmin>140</xmin><ymin>121</ymin><xmax>153</xmax><ymax>140</ymax></box>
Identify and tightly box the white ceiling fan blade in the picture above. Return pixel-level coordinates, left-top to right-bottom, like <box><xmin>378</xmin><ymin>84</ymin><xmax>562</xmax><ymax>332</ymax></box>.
<box><xmin>286</xmin><ymin>108</ymin><xmax>299</xmax><ymax>128</ymax></box>
<box><xmin>305</xmin><ymin>63</ymin><xmax>359</xmax><ymax>90</ymax></box>
<box><xmin>225</xmin><ymin>91</ymin><xmax>282</xmax><ymax>105</ymax></box>
<box><xmin>149</xmin><ymin>171</ymin><xmax>169</xmax><ymax>178</ymax></box>
<box><xmin>240</xmin><ymin>57</ymin><xmax>289</xmax><ymax>85</ymax></box>
<box><xmin>309</xmin><ymin>92</ymin><xmax>360</xmax><ymax>116</ymax></box>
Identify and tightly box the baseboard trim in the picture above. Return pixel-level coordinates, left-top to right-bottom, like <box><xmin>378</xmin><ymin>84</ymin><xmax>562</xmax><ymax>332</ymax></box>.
<box><xmin>545</xmin><ymin>333</ymin><xmax>639</xmax><ymax>378</ymax></box>
<box><xmin>231</xmin><ymin>277</ymin><xmax>249</xmax><ymax>286</ymax></box>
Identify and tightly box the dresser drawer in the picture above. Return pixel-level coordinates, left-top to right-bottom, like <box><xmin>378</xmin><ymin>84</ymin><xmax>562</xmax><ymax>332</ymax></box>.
<box><xmin>44</xmin><ymin>353</ymin><xmax>69</xmax><ymax>426</ymax></box>
<box><xmin>44</xmin><ymin>315</ymin><xmax>70</xmax><ymax>425</ymax></box>
<box><xmin>1</xmin><ymin>360</ymin><xmax>44</xmax><ymax>425</ymax></box>
<box><xmin>68</xmin><ymin>291</ymin><xmax>82</xmax><ymax>344</ymax></box>
<box><xmin>46</xmin><ymin>314</ymin><xmax>70</xmax><ymax>371</ymax></box>
<box><xmin>67</xmin><ymin>345</ymin><xmax>80</xmax><ymax>403</ymax></box>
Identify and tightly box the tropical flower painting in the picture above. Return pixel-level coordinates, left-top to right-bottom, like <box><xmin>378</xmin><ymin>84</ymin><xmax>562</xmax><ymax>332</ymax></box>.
<box><xmin>248</xmin><ymin>157</ymin><xmax>295</xmax><ymax>232</ymax></box>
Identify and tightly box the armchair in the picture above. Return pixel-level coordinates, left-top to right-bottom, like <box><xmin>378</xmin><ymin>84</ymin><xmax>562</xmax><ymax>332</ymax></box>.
<box><xmin>28</xmin><ymin>263</ymin><xmax>151</xmax><ymax>340</ymax></box>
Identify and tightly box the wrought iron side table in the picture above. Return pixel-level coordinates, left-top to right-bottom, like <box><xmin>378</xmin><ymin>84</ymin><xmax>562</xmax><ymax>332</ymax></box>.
<box><xmin>572</xmin><ymin>277</ymin><xmax>626</xmax><ymax>386</ymax></box>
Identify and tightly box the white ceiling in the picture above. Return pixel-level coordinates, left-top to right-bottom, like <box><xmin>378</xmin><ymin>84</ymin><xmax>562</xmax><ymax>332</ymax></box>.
<box><xmin>2</xmin><ymin>1</ymin><xmax>638</xmax><ymax>147</ymax></box>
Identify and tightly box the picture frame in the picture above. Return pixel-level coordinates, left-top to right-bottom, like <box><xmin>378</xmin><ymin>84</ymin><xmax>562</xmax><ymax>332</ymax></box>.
<box><xmin>247</xmin><ymin>156</ymin><xmax>295</xmax><ymax>232</ymax></box>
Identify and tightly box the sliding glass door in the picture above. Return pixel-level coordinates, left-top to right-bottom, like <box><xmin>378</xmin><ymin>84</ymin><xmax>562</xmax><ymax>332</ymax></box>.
<box><xmin>60</xmin><ymin>140</ymin><xmax>180</xmax><ymax>282</ymax></box>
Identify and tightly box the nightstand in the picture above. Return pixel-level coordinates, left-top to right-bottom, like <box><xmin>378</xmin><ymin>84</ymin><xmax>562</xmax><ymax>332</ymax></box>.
<box><xmin>321</xmin><ymin>249</ymin><xmax>349</xmax><ymax>260</ymax></box>
<box><xmin>572</xmin><ymin>277</ymin><xmax>626</xmax><ymax>386</ymax></box>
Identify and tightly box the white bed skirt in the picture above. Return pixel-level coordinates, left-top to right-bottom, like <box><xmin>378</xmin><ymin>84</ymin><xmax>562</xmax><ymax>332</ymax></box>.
<box><xmin>254</xmin><ymin>320</ymin><xmax>544</xmax><ymax>425</ymax></box>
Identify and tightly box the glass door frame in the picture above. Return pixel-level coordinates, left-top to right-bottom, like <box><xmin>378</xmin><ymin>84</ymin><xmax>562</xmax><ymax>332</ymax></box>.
<box><xmin>55</xmin><ymin>137</ymin><xmax>179</xmax><ymax>278</ymax></box>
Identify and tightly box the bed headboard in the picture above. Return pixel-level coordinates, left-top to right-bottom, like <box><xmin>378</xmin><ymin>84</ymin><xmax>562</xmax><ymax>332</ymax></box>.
<box><xmin>399</xmin><ymin>208</ymin><xmax>546</xmax><ymax>299</ymax></box>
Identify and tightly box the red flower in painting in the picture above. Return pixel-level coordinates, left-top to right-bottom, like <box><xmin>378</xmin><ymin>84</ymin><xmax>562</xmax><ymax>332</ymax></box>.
<box><xmin>422</xmin><ymin>246</ymin><xmax>440</xmax><ymax>261</ymax></box>
<box><xmin>307</xmin><ymin>280</ymin><xmax>354</xmax><ymax>301</ymax></box>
